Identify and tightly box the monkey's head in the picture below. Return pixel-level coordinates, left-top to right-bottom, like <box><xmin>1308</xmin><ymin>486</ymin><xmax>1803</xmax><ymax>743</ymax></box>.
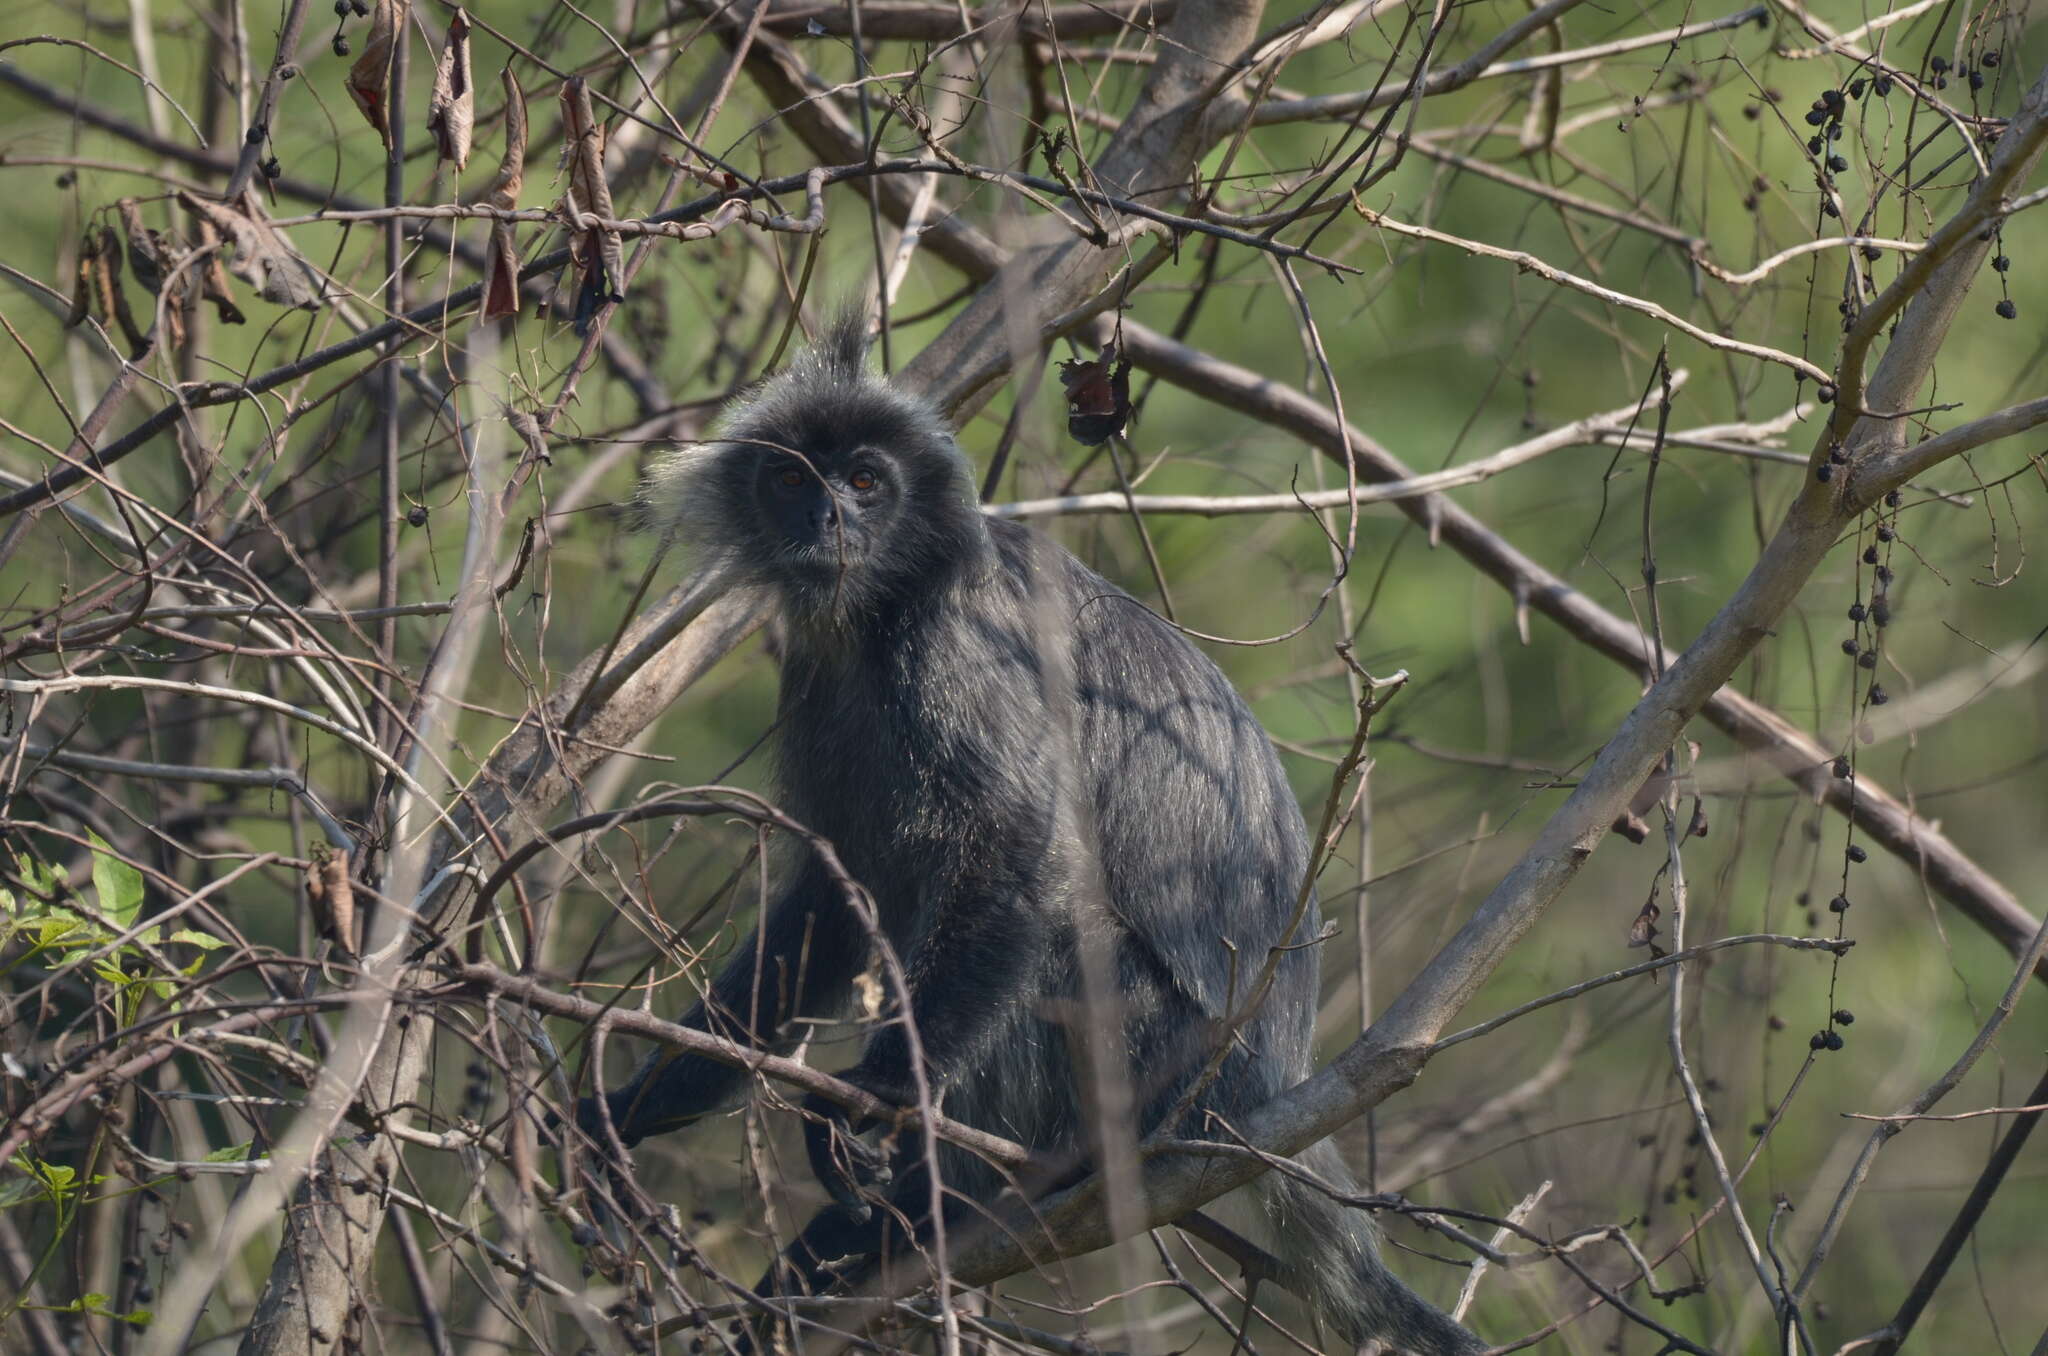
<box><xmin>649</xmin><ymin>316</ymin><xmax>993</xmax><ymax>624</ymax></box>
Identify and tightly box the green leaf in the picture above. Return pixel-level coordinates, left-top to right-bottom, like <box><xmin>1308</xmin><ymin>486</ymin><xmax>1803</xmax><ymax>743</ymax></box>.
<box><xmin>0</xmin><ymin>1177</ymin><xmax>42</xmax><ymax>1209</ymax></box>
<box><xmin>4</xmin><ymin>1155</ymin><xmax>82</xmax><ymax>1207</ymax></box>
<box><xmin>88</xmin><ymin>833</ymin><xmax>144</xmax><ymax>929</ymax></box>
<box><xmin>34</xmin><ymin>916</ymin><xmax>86</xmax><ymax>949</ymax></box>
<box><xmin>203</xmin><ymin>1141</ymin><xmax>253</xmax><ymax>1163</ymax></box>
<box><xmin>11</xmin><ymin>850</ymin><xmax>59</xmax><ymax>898</ymax></box>
<box><xmin>165</xmin><ymin>929</ymin><xmax>225</xmax><ymax>950</ymax></box>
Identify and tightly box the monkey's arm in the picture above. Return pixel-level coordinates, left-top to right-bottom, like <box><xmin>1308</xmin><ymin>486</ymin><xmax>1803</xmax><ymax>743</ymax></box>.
<box><xmin>585</xmin><ymin>859</ymin><xmax>865</xmax><ymax>1147</ymax></box>
<box><xmin>801</xmin><ymin>880</ymin><xmax>1050</xmax><ymax>1212</ymax></box>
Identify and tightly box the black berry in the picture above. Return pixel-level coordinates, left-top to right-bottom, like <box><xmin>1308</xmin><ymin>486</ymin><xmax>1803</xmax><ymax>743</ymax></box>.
<box><xmin>1885</xmin><ymin>489</ymin><xmax>1902</xmax><ymax>507</ymax></box>
<box><xmin>1848</xmin><ymin>603</ymin><xmax>1866</xmax><ymax>622</ymax></box>
<box><xmin>1829</xmin><ymin>894</ymin><xmax>1851</xmax><ymax>912</ymax></box>
<box><xmin>1996</xmin><ymin>299</ymin><xmax>2018</xmax><ymax>320</ymax></box>
<box><xmin>1858</xmin><ymin>651</ymin><xmax>1877</xmax><ymax>669</ymax></box>
<box><xmin>1817</xmin><ymin>464</ymin><xmax>1834</xmax><ymax>483</ymax></box>
<box><xmin>1848</xmin><ymin>843</ymin><xmax>1870</xmax><ymax>862</ymax></box>
<box><xmin>1832</xmin><ymin>757</ymin><xmax>1852</xmax><ymax>778</ymax></box>
<box><xmin>1870</xmin><ymin>600</ymin><xmax>1890</xmax><ymax>626</ymax></box>
<box><xmin>406</xmin><ymin>505</ymin><xmax>428</xmax><ymax>527</ymax></box>
<box><xmin>1841</xmin><ymin>638</ymin><xmax>1860</xmax><ymax>656</ymax></box>
<box><xmin>1824</xmin><ymin>1030</ymin><xmax>1845</xmax><ymax>1051</ymax></box>
<box><xmin>1865</xmin><ymin>689</ymin><xmax>1885</xmax><ymax>710</ymax></box>
<box><xmin>1876</xmin><ymin>524</ymin><xmax>1894</xmax><ymax>542</ymax></box>
<box><xmin>1833</xmin><ymin>1008</ymin><xmax>1855</xmax><ymax>1024</ymax></box>
<box><xmin>1874</xmin><ymin>75</ymin><xmax>1894</xmax><ymax>96</ymax></box>
<box><xmin>1811</xmin><ymin>1031</ymin><xmax>1828</xmax><ymax>1050</ymax></box>
<box><xmin>1993</xmin><ymin>255</ymin><xmax>2010</xmax><ymax>272</ymax></box>
<box><xmin>1829</xmin><ymin>155</ymin><xmax>1849</xmax><ymax>173</ymax></box>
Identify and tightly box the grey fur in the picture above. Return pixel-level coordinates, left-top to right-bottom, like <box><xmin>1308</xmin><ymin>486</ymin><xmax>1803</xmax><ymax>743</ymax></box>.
<box><xmin>589</xmin><ymin>320</ymin><xmax>1483</xmax><ymax>1356</ymax></box>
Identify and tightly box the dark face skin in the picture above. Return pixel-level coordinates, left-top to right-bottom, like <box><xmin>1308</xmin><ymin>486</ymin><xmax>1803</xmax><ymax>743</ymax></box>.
<box><xmin>752</xmin><ymin>446</ymin><xmax>900</xmax><ymax>583</ymax></box>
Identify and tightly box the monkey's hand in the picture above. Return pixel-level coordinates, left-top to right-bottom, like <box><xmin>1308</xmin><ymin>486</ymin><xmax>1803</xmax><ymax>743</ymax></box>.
<box><xmin>800</xmin><ymin>1069</ymin><xmax>911</xmax><ymax>1222</ymax></box>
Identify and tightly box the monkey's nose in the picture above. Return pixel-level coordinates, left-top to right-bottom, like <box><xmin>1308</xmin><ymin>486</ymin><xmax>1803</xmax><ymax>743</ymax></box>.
<box><xmin>809</xmin><ymin>501</ymin><xmax>839</xmax><ymax>533</ymax></box>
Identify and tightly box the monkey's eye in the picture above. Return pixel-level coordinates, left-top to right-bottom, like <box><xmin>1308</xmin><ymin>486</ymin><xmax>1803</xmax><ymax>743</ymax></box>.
<box><xmin>777</xmin><ymin>467</ymin><xmax>805</xmax><ymax>487</ymax></box>
<box><xmin>848</xmin><ymin>467</ymin><xmax>878</xmax><ymax>492</ymax></box>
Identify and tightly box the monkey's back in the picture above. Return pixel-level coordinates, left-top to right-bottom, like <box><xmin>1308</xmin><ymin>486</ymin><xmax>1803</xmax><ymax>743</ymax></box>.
<box><xmin>773</xmin><ymin>517</ymin><xmax>1322</xmax><ymax>1163</ymax></box>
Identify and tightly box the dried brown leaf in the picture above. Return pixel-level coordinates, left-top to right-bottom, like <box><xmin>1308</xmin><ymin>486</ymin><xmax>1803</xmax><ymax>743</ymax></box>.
<box><xmin>306</xmin><ymin>844</ymin><xmax>356</xmax><ymax>957</ymax></box>
<box><xmin>480</xmin><ymin>65</ymin><xmax>527</xmax><ymax>322</ymax></box>
<box><xmin>88</xmin><ymin>226</ymin><xmax>145</xmax><ymax>351</ymax></box>
<box><xmin>1058</xmin><ymin>343</ymin><xmax>1132</xmax><ymax>445</ymax></box>
<box><xmin>346</xmin><ymin>0</ymin><xmax>409</xmax><ymax>148</ymax></box>
<box><xmin>115</xmin><ymin>198</ymin><xmax>171</xmax><ymax>296</ymax></box>
<box><xmin>116</xmin><ymin>198</ymin><xmax>186</xmax><ymax>348</ymax></box>
<box><xmin>66</xmin><ymin>231</ymin><xmax>96</xmax><ymax>328</ymax></box>
<box><xmin>190</xmin><ymin>217</ymin><xmax>248</xmax><ymax>326</ymax></box>
<box><xmin>178</xmin><ymin>190</ymin><xmax>325</xmax><ymax>312</ymax></box>
<box><xmin>427</xmin><ymin>9</ymin><xmax>474</xmax><ymax>170</ymax></box>
<box><xmin>559</xmin><ymin>76</ymin><xmax>622</xmax><ymax>331</ymax></box>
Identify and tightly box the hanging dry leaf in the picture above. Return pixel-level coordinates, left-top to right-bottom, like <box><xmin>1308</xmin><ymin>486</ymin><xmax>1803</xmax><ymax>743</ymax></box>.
<box><xmin>1058</xmin><ymin>343</ymin><xmax>1133</xmax><ymax>445</ymax></box>
<box><xmin>305</xmin><ymin>844</ymin><xmax>357</xmax><ymax>957</ymax></box>
<box><xmin>116</xmin><ymin>199</ymin><xmax>172</xmax><ymax>297</ymax></box>
<box><xmin>1626</xmin><ymin>900</ymin><xmax>1660</xmax><ymax>950</ymax></box>
<box><xmin>116</xmin><ymin>198</ymin><xmax>187</xmax><ymax>348</ymax></box>
<box><xmin>65</xmin><ymin>231</ymin><xmax>96</xmax><ymax>328</ymax></box>
<box><xmin>88</xmin><ymin>225</ymin><xmax>147</xmax><ymax>352</ymax></box>
<box><xmin>190</xmin><ymin>216</ymin><xmax>248</xmax><ymax>326</ymax></box>
<box><xmin>346</xmin><ymin>0</ymin><xmax>409</xmax><ymax>148</ymax></box>
<box><xmin>479</xmin><ymin>65</ymin><xmax>527</xmax><ymax>322</ymax></box>
<box><xmin>559</xmin><ymin>76</ymin><xmax>623</xmax><ymax>334</ymax></box>
<box><xmin>178</xmin><ymin>190</ymin><xmax>325</xmax><ymax>311</ymax></box>
<box><xmin>427</xmin><ymin>10</ymin><xmax>474</xmax><ymax>170</ymax></box>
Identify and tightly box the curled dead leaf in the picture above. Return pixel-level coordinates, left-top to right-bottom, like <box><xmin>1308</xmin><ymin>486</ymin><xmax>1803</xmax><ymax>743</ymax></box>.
<box><xmin>306</xmin><ymin>843</ymin><xmax>357</xmax><ymax>957</ymax></box>
<box><xmin>65</xmin><ymin>231</ymin><xmax>96</xmax><ymax>328</ymax></box>
<box><xmin>116</xmin><ymin>198</ymin><xmax>187</xmax><ymax>348</ymax></box>
<box><xmin>189</xmin><ymin>216</ymin><xmax>248</xmax><ymax>326</ymax></box>
<box><xmin>559</xmin><ymin>76</ymin><xmax>623</xmax><ymax>333</ymax></box>
<box><xmin>427</xmin><ymin>10</ymin><xmax>474</xmax><ymax>170</ymax></box>
<box><xmin>346</xmin><ymin>0</ymin><xmax>409</xmax><ymax>148</ymax></box>
<box><xmin>178</xmin><ymin>190</ymin><xmax>325</xmax><ymax>311</ymax></box>
<box><xmin>1626</xmin><ymin>900</ymin><xmax>1660</xmax><ymax>950</ymax></box>
<box><xmin>1058</xmin><ymin>342</ymin><xmax>1133</xmax><ymax>445</ymax></box>
<box><xmin>479</xmin><ymin>65</ymin><xmax>527</xmax><ymax>322</ymax></box>
<box><xmin>89</xmin><ymin>225</ymin><xmax>146</xmax><ymax>352</ymax></box>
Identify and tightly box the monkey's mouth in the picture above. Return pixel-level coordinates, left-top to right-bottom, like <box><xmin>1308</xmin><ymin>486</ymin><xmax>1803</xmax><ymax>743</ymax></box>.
<box><xmin>774</xmin><ymin>539</ymin><xmax>868</xmax><ymax>578</ymax></box>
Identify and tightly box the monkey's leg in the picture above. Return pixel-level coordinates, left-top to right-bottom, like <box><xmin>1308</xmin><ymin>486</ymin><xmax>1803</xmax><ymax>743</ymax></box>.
<box><xmin>745</xmin><ymin>1155</ymin><xmax>948</xmax><ymax>1349</ymax></box>
<box><xmin>581</xmin><ymin>859</ymin><xmax>865</xmax><ymax>1148</ymax></box>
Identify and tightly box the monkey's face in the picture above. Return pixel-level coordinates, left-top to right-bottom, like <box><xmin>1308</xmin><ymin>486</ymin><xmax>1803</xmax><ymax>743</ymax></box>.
<box><xmin>749</xmin><ymin>447</ymin><xmax>902</xmax><ymax>582</ymax></box>
<box><xmin>665</xmin><ymin>354</ymin><xmax>992</xmax><ymax>621</ymax></box>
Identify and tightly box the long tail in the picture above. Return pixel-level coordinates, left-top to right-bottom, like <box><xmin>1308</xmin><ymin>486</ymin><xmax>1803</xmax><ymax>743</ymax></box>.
<box><xmin>1255</xmin><ymin>1140</ymin><xmax>1487</xmax><ymax>1356</ymax></box>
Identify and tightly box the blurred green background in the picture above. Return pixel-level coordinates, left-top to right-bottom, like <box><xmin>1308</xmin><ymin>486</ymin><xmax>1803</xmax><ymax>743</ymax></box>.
<box><xmin>3</xmin><ymin>0</ymin><xmax>2047</xmax><ymax>1348</ymax></box>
